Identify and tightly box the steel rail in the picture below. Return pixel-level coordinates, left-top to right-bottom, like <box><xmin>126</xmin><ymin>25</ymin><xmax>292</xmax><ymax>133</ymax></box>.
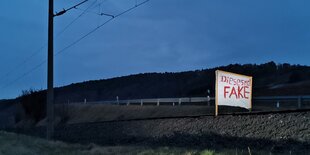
<box><xmin>60</xmin><ymin>108</ymin><xmax>310</xmax><ymax>126</ymax></box>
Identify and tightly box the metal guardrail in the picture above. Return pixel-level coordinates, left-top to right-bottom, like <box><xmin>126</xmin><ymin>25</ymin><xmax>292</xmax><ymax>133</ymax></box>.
<box><xmin>83</xmin><ymin>97</ymin><xmax>213</xmax><ymax>106</ymax></box>
<box><xmin>254</xmin><ymin>95</ymin><xmax>310</xmax><ymax>100</ymax></box>
<box><xmin>253</xmin><ymin>96</ymin><xmax>310</xmax><ymax>109</ymax></box>
<box><xmin>67</xmin><ymin>96</ymin><xmax>310</xmax><ymax>107</ymax></box>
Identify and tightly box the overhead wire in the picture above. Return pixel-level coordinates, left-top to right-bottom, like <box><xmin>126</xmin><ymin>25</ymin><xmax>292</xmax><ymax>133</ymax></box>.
<box><xmin>74</xmin><ymin>0</ymin><xmax>114</xmax><ymax>17</ymax></box>
<box><xmin>1</xmin><ymin>62</ymin><xmax>47</xmax><ymax>89</ymax></box>
<box><xmin>0</xmin><ymin>0</ymin><xmax>98</xmax><ymax>88</ymax></box>
<box><xmin>56</xmin><ymin>0</ymin><xmax>150</xmax><ymax>56</ymax></box>
<box><xmin>0</xmin><ymin>45</ymin><xmax>47</xmax><ymax>84</ymax></box>
<box><xmin>1</xmin><ymin>0</ymin><xmax>150</xmax><ymax>89</ymax></box>
<box><xmin>54</xmin><ymin>0</ymin><xmax>89</xmax><ymax>17</ymax></box>
<box><xmin>74</xmin><ymin>7</ymin><xmax>101</xmax><ymax>16</ymax></box>
<box><xmin>56</xmin><ymin>0</ymin><xmax>98</xmax><ymax>36</ymax></box>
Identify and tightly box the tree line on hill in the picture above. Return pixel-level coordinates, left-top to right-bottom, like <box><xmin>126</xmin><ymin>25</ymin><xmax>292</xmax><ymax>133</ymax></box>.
<box><xmin>53</xmin><ymin>61</ymin><xmax>310</xmax><ymax>102</ymax></box>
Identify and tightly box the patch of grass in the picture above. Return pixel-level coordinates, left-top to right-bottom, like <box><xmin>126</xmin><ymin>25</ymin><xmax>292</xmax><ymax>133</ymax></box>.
<box><xmin>2</xmin><ymin>131</ymin><xmax>286</xmax><ymax>155</ymax></box>
<box><xmin>0</xmin><ymin>131</ymin><xmax>219</xmax><ymax>155</ymax></box>
<box><xmin>0</xmin><ymin>131</ymin><xmax>296</xmax><ymax>155</ymax></box>
<box><xmin>0</xmin><ymin>131</ymin><xmax>88</xmax><ymax>155</ymax></box>
<box><xmin>200</xmin><ymin>150</ymin><xmax>215</xmax><ymax>155</ymax></box>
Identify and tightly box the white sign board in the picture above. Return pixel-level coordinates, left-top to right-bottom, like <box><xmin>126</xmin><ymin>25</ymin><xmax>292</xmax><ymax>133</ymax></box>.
<box><xmin>215</xmin><ymin>70</ymin><xmax>253</xmax><ymax>115</ymax></box>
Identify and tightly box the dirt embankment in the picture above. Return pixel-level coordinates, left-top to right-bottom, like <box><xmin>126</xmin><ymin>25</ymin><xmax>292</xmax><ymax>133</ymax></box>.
<box><xmin>10</xmin><ymin>111</ymin><xmax>310</xmax><ymax>154</ymax></box>
<box><xmin>51</xmin><ymin>104</ymin><xmax>248</xmax><ymax>125</ymax></box>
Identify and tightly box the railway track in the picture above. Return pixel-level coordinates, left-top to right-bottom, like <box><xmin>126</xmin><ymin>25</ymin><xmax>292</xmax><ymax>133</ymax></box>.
<box><xmin>6</xmin><ymin>108</ymin><xmax>309</xmax><ymax>154</ymax></box>
<box><xmin>64</xmin><ymin>108</ymin><xmax>310</xmax><ymax>125</ymax></box>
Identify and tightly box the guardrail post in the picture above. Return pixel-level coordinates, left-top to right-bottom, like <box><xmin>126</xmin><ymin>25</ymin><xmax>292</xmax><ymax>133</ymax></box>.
<box><xmin>127</xmin><ymin>101</ymin><xmax>130</xmax><ymax>106</ymax></box>
<box><xmin>207</xmin><ymin>96</ymin><xmax>210</xmax><ymax>106</ymax></box>
<box><xmin>276</xmin><ymin>101</ymin><xmax>280</xmax><ymax>109</ymax></box>
<box><xmin>66</xmin><ymin>100</ymin><xmax>69</xmax><ymax>117</ymax></box>
<box><xmin>173</xmin><ymin>102</ymin><xmax>175</xmax><ymax>106</ymax></box>
<box><xmin>140</xmin><ymin>99</ymin><xmax>143</xmax><ymax>106</ymax></box>
<box><xmin>116</xmin><ymin>96</ymin><xmax>119</xmax><ymax>105</ymax></box>
<box><xmin>157</xmin><ymin>99</ymin><xmax>160</xmax><ymax>106</ymax></box>
<box><xmin>178</xmin><ymin>98</ymin><xmax>181</xmax><ymax>106</ymax></box>
<box><xmin>298</xmin><ymin>96</ymin><xmax>302</xmax><ymax>108</ymax></box>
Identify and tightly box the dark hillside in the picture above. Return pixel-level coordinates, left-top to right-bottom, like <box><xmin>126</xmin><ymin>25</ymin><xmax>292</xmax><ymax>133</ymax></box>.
<box><xmin>51</xmin><ymin>61</ymin><xmax>310</xmax><ymax>103</ymax></box>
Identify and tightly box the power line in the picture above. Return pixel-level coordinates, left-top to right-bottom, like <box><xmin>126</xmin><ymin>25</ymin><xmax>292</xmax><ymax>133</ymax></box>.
<box><xmin>55</xmin><ymin>0</ymin><xmax>107</xmax><ymax>17</ymax></box>
<box><xmin>54</xmin><ymin>0</ymin><xmax>89</xmax><ymax>17</ymax></box>
<box><xmin>0</xmin><ymin>45</ymin><xmax>47</xmax><ymax>84</ymax></box>
<box><xmin>75</xmin><ymin>7</ymin><xmax>114</xmax><ymax>17</ymax></box>
<box><xmin>0</xmin><ymin>0</ymin><xmax>97</xmax><ymax>85</ymax></box>
<box><xmin>89</xmin><ymin>0</ymin><xmax>108</xmax><ymax>10</ymax></box>
<box><xmin>1</xmin><ymin>61</ymin><xmax>47</xmax><ymax>89</ymax></box>
<box><xmin>56</xmin><ymin>0</ymin><xmax>150</xmax><ymax>56</ymax></box>
<box><xmin>1</xmin><ymin>0</ymin><xmax>150</xmax><ymax>89</ymax></box>
<box><xmin>74</xmin><ymin>0</ymin><xmax>114</xmax><ymax>18</ymax></box>
<box><xmin>56</xmin><ymin>0</ymin><xmax>98</xmax><ymax>36</ymax></box>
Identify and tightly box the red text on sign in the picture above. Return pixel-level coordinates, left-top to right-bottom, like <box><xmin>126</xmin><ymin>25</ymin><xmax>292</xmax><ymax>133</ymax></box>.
<box><xmin>224</xmin><ymin>86</ymin><xmax>250</xmax><ymax>99</ymax></box>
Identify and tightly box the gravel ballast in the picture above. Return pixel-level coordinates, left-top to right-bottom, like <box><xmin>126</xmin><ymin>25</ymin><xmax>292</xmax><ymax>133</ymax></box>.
<box><xmin>7</xmin><ymin>111</ymin><xmax>310</xmax><ymax>154</ymax></box>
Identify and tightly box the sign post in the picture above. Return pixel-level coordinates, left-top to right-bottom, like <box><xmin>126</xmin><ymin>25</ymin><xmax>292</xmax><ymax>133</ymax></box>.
<box><xmin>215</xmin><ymin>70</ymin><xmax>253</xmax><ymax>116</ymax></box>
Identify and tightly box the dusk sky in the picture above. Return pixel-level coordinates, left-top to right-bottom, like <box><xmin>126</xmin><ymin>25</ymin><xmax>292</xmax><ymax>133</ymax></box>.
<box><xmin>1</xmin><ymin>0</ymin><xmax>310</xmax><ymax>99</ymax></box>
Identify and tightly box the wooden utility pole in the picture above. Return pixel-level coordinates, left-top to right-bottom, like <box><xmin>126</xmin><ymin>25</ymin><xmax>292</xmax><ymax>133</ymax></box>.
<box><xmin>46</xmin><ymin>0</ymin><xmax>88</xmax><ymax>140</ymax></box>
<box><xmin>44</xmin><ymin>0</ymin><xmax>147</xmax><ymax>140</ymax></box>
<box><xmin>47</xmin><ymin>0</ymin><xmax>54</xmax><ymax>140</ymax></box>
